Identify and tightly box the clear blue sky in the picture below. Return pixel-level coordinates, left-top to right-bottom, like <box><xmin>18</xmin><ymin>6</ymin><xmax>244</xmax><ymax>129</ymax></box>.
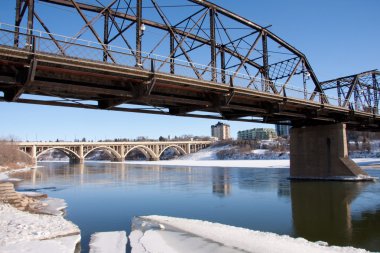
<box><xmin>0</xmin><ymin>0</ymin><xmax>379</xmax><ymax>141</ymax></box>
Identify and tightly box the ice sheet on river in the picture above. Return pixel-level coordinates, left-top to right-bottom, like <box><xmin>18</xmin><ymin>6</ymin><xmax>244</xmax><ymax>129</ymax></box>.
<box><xmin>89</xmin><ymin>231</ymin><xmax>127</xmax><ymax>253</ymax></box>
<box><xmin>130</xmin><ymin>216</ymin><xmax>371</xmax><ymax>253</ymax></box>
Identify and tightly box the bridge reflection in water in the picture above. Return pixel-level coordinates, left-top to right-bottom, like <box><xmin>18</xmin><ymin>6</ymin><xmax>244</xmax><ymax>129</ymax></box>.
<box><xmin>291</xmin><ymin>181</ymin><xmax>380</xmax><ymax>250</ymax></box>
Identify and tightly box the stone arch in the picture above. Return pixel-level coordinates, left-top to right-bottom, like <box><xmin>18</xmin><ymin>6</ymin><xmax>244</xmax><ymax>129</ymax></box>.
<box><xmin>36</xmin><ymin>147</ymin><xmax>80</xmax><ymax>161</ymax></box>
<box><xmin>84</xmin><ymin>146</ymin><xmax>122</xmax><ymax>160</ymax></box>
<box><xmin>125</xmin><ymin>145</ymin><xmax>157</xmax><ymax>160</ymax></box>
<box><xmin>158</xmin><ymin>145</ymin><xmax>187</xmax><ymax>158</ymax></box>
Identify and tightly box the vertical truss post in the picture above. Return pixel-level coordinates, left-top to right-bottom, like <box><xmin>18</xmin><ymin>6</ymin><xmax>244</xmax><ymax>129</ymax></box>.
<box><xmin>262</xmin><ymin>32</ymin><xmax>269</xmax><ymax>92</ymax></box>
<box><xmin>103</xmin><ymin>11</ymin><xmax>109</xmax><ymax>62</ymax></box>
<box><xmin>302</xmin><ymin>60</ymin><xmax>308</xmax><ymax>100</ymax></box>
<box><xmin>136</xmin><ymin>0</ymin><xmax>142</xmax><ymax>67</ymax></box>
<box><xmin>373</xmin><ymin>73</ymin><xmax>378</xmax><ymax>114</ymax></box>
<box><xmin>337</xmin><ymin>80</ymin><xmax>341</xmax><ymax>106</ymax></box>
<box><xmin>367</xmin><ymin>84</ymin><xmax>372</xmax><ymax>109</ymax></box>
<box><xmin>170</xmin><ymin>33</ymin><xmax>175</xmax><ymax>74</ymax></box>
<box><xmin>220</xmin><ymin>46</ymin><xmax>226</xmax><ymax>84</ymax></box>
<box><xmin>354</xmin><ymin>86</ymin><xmax>359</xmax><ymax>111</ymax></box>
<box><xmin>14</xmin><ymin>0</ymin><xmax>23</xmax><ymax>47</ymax></box>
<box><xmin>26</xmin><ymin>0</ymin><xmax>35</xmax><ymax>49</ymax></box>
<box><xmin>210</xmin><ymin>7</ymin><xmax>216</xmax><ymax>82</ymax></box>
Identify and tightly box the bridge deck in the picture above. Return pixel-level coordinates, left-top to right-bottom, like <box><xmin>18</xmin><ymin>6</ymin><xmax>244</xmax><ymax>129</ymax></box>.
<box><xmin>0</xmin><ymin>45</ymin><xmax>377</xmax><ymax>130</ymax></box>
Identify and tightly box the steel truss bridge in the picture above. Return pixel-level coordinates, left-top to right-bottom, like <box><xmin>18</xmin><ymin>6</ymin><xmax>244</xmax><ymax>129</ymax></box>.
<box><xmin>0</xmin><ymin>0</ymin><xmax>378</xmax><ymax>130</ymax></box>
<box><xmin>18</xmin><ymin>141</ymin><xmax>212</xmax><ymax>163</ymax></box>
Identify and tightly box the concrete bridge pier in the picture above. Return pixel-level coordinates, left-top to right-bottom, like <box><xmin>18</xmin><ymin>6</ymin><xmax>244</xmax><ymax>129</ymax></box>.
<box><xmin>31</xmin><ymin>157</ymin><xmax>37</xmax><ymax>166</ymax></box>
<box><xmin>70</xmin><ymin>157</ymin><xmax>84</xmax><ymax>164</ymax></box>
<box><xmin>113</xmin><ymin>157</ymin><xmax>125</xmax><ymax>162</ymax></box>
<box><xmin>290</xmin><ymin>123</ymin><xmax>371</xmax><ymax>180</ymax></box>
<box><xmin>30</xmin><ymin>146</ymin><xmax>37</xmax><ymax>166</ymax></box>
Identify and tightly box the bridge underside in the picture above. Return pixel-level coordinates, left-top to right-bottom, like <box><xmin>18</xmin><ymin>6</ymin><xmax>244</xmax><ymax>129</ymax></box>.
<box><xmin>0</xmin><ymin>48</ymin><xmax>378</xmax><ymax>131</ymax></box>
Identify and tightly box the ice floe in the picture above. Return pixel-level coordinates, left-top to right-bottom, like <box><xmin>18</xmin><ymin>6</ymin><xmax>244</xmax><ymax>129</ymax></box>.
<box><xmin>89</xmin><ymin>231</ymin><xmax>127</xmax><ymax>253</ymax></box>
<box><xmin>130</xmin><ymin>216</ymin><xmax>371</xmax><ymax>253</ymax></box>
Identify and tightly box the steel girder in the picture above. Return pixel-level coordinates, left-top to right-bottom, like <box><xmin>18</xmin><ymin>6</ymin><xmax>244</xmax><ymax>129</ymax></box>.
<box><xmin>1</xmin><ymin>0</ymin><xmax>378</xmax><ymax>128</ymax></box>
<box><xmin>321</xmin><ymin>70</ymin><xmax>380</xmax><ymax>113</ymax></box>
<box><xmin>11</xmin><ymin>0</ymin><xmax>327</xmax><ymax>101</ymax></box>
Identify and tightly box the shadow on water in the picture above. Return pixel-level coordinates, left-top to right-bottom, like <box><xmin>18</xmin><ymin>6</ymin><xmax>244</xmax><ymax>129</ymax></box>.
<box><xmin>290</xmin><ymin>180</ymin><xmax>380</xmax><ymax>251</ymax></box>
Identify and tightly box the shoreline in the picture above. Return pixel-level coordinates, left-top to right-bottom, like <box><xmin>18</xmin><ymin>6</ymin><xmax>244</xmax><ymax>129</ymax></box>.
<box><xmin>0</xmin><ymin>166</ymin><xmax>81</xmax><ymax>253</ymax></box>
<box><xmin>1</xmin><ymin>161</ymin><xmax>378</xmax><ymax>252</ymax></box>
<box><xmin>37</xmin><ymin>158</ymin><xmax>380</xmax><ymax>170</ymax></box>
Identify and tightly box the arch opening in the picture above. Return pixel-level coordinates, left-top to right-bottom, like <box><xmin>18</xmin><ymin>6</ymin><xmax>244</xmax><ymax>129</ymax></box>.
<box><xmin>84</xmin><ymin>147</ymin><xmax>121</xmax><ymax>162</ymax></box>
<box><xmin>159</xmin><ymin>145</ymin><xmax>187</xmax><ymax>160</ymax></box>
<box><xmin>125</xmin><ymin>146</ymin><xmax>157</xmax><ymax>161</ymax></box>
<box><xmin>36</xmin><ymin>148</ymin><xmax>79</xmax><ymax>163</ymax></box>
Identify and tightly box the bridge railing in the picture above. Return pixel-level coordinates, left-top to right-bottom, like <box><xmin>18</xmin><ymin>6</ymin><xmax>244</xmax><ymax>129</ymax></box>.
<box><xmin>0</xmin><ymin>23</ymin><xmax>349</xmax><ymax>111</ymax></box>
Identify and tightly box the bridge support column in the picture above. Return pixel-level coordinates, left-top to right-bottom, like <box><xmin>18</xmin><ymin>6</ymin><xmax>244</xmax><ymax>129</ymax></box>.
<box><xmin>290</xmin><ymin>123</ymin><xmax>372</xmax><ymax>181</ymax></box>
<box><xmin>31</xmin><ymin>145</ymin><xmax>37</xmax><ymax>165</ymax></box>
<box><xmin>71</xmin><ymin>145</ymin><xmax>85</xmax><ymax>164</ymax></box>
<box><xmin>186</xmin><ymin>143</ymin><xmax>191</xmax><ymax>154</ymax></box>
<box><xmin>70</xmin><ymin>157</ymin><xmax>84</xmax><ymax>164</ymax></box>
<box><xmin>113</xmin><ymin>157</ymin><xmax>125</xmax><ymax>162</ymax></box>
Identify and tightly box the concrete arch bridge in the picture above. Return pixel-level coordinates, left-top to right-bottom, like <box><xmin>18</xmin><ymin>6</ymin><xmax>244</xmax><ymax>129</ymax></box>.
<box><xmin>17</xmin><ymin>141</ymin><xmax>212</xmax><ymax>164</ymax></box>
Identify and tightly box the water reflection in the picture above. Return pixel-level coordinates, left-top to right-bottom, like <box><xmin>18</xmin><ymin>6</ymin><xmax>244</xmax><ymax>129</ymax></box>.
<box><xmin>290</xmin><ymin>181</ymin><xmax>380</xmax><ymax>251</ymax></box>
<box><xmin>212</xmin><ymin>168</ymin><xmax>231</xmax><ymax>197</ymax></box>
<box><xmin>12</xmin><ymin>162</ymin><xmax>380</xmax><ymax>252</ymax></box>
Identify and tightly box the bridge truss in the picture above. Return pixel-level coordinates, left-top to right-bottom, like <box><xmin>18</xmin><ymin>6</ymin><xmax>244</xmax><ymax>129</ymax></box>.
<box><xmin>0</xmin><ymin>0</ymin><xmax>378</xmax><ymax>129</ymax></box>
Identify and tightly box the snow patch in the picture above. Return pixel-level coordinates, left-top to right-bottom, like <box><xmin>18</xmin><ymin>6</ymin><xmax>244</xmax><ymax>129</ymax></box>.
<box><xmin>125</xmin><ymin>159</ymin><xmax>290</xmax><ymax>168</ymax></box>
<box><xmin>0</xmin><ymin>204</ymin><xmax>80</xmax><ymax>247</ymax></box>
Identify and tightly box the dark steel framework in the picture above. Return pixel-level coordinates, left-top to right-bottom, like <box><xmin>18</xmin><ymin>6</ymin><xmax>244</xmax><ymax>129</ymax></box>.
<box><xmin>0</xmin><ymin>0</ymin><xmax>379</xmax><ymax>129</ymax></box>
<box><xmin>321</xmin><ymin>70</ymin><xmax>380</xmax><ymax>114</ymax></box>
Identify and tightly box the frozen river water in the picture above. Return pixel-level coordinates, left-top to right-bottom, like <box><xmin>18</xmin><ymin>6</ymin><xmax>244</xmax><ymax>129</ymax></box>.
<box><xmin>13</xmin><ymin>162</ymin><xmax>380</xmax><ymax>252</ymax></box>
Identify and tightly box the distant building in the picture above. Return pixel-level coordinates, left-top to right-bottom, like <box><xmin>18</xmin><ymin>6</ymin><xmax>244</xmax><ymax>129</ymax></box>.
<box><xmin>211</xmin><ymin>122</ymin><xmax>231</xmax><ymax>140</ymax></box>
<box><xmin>275</xmin><ymin>124</ymin><xmax>291</xmax><ymax>137</ymax></box>
<box><xmin>237</xmin><ymin>128</ymin><xmax>277</xmax><ymax>141</ymax></box>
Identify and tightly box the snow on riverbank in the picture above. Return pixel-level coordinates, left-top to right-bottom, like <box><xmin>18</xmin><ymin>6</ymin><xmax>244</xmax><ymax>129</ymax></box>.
<box><xmin>130</xmin><ymin>216</ymin><xmax>370</xmax><ymax>253</ymax></box>
<box><xmin>0</xmin><ymin>204</ymin><xmax>80</xmax><ymax>252</ymax></box>
<box><xmin>125</xmin><ymin>159</ymin><xmax>290</xmax><ymax>168</ymax></box>
<box><xmin>0</xmin><ymin>167</ymin><xmax>37</xmax><ymax>183</ymax></box>
<box><xmin>124</xmin><ymin>144</ymin><xmax>380</xmax><ymax>169</ymax></box>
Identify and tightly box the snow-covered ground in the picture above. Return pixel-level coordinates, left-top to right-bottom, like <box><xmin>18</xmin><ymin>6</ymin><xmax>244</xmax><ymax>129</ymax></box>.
<box><xmin>130</xmin><ymin>216</ymin><xmax>371</xmax><ymax>253</ymax></box>
<box><xmin>124</xmin><ymin>145</ymin><xmax>380</xmax><ymax>169</ymax></box>
<box><xmin>0</xmin><ymin>167</ymin><xmax>33</xmax><ymax>183</ymax></box>
<box><xmin>125</xmin><ymin>159</ymin><xmax>290</xmax><ymax>168</ymax></box>
<box><xmin>0</xmin><ymin>204</ymin><xmax>80</xmax><ymax>253</ymax></box>
<box><xmin>124</xmin><ymin>145</ymin><xmax>289</xmax><ymax>168</ymax></box>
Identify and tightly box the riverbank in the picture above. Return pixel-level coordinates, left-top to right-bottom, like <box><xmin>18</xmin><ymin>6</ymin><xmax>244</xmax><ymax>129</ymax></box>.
<box><xmin>0</xmin><ymin>166</ymin><xmax>81</xmax><ymax>253</ymax></box>
<box><xmin>121</xmin><ymin>145</ymin><xmax>380</xmax><ymax>170</ymax></box>
<box><xmin>0</xmin><ymin>204</ymin><xmax>80</xmax><ymax>253</ymax></box>
<box><xmin>124</xmin><ymin>158</ymin><xmax>380</xmax><ymax>170</ymax></box>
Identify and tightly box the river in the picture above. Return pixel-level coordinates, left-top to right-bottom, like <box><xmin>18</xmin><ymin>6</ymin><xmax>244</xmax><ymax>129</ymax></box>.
<box><xmin>12</xmin><ymin>162</ymin><xmax>380</xmax><ymax>252</ymax></box>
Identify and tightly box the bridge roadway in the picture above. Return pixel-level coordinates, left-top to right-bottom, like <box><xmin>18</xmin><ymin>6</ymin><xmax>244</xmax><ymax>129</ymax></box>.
<box><xmin>18</xmin><ymin>141</ymin><xmax>212</xmax><ymax>164</ymax></box>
